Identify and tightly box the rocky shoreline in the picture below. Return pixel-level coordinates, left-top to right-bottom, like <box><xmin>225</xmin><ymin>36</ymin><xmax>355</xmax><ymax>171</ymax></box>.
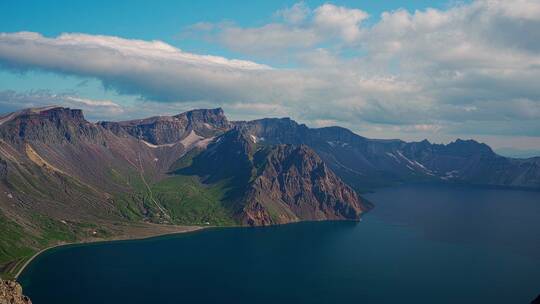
<box><xmin>0</xmin><ymin>279</ymin><xmax>31</xmax><ymax>304</ymax></box>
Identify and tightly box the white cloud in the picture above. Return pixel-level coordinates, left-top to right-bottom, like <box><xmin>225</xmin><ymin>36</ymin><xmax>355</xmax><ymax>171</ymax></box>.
<box><xmin>64</xmin><ymin>96</ymin><xmax>122</xmax><ymax>108</ymax></box>
<box><xmin>313</xmin><ymin>4</ymin><xmax>368</xmax><ymax>43</ymax></box>
<box><xmin>276</xmin><ymin>2</ymin><xmax>310</xmax><ymax>24</ymax></box>
<box><xmin>0</xmin><ymin>90</ymin><xmax>124</xmax><ymax>120</ymax></box>
<box><xmin>0</xmin><ymin>32</ymin><xmax>280</xmax><ymax>104</ymax></box>
<box><xmin>186</xmin><ymin>3</ymin><xmax>368</xmax><ymax>58</ymax></box>
<box><xmin>217</xmin><ymin>24</ymin><xmax>320</xmax><ymax>55</ymax></box>
<box><xmin>0</xmin><ymin>0</ymin><xmax>539</xmax><ymax>145</ymax></box>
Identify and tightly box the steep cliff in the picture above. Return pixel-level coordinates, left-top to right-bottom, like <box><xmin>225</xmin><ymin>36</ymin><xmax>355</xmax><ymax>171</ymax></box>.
<box><xmin>100</xmin><ymin>108</ymin><xmax>230</xmax><ymax>145</ymax></box>
<box><xmin>174</xmin><ymin>128</ymin><xmax>372</xmax><ymax>226</ymax></box>
<box><xmin>242</xmin><ymin>145</ymin><xmax>369</xmax><ymax>225</ymax></box>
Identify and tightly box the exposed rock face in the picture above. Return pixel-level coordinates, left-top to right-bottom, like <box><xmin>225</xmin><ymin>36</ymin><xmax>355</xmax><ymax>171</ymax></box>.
<box><xmin>0</xmin><ymin>106</ymin><xmax>101</xmax><ymax>144</ymax></box>
<box><xmin>100</xmin><ymin>108</ymin><xmax>230</xmax><ymax>145</ymax></box>
<box><xmin>242</xmin><ymin>145</ymin><xmax>370</xmax><ymax>226</ymax></box>
<box><xmin>0</xmin><ymin>279</ymin><xmax>31</xmax><ymax>304</ymax></box>
<box><xmin>236</xmin><ymin>118</ymin><xmax>540</xmax><ymax>189</ymax></box>
<box><xmin>176</xmin><ymin>128</ymin><xmax>372</xmax><ymax>226</ymax></box>
<box><xmin>0</xmin><ymin>107</ymin><xmax>234</xmax><ymax>275</ymax></box>
<box><xmin>0</xmin><ymin>106</ymin><xmax>236</xmax><ymax>222</ymax></box>
<box><xmin>1</xmin><ymin>104</ymin><xmax>539</xmax><ymax>277</ymax></box>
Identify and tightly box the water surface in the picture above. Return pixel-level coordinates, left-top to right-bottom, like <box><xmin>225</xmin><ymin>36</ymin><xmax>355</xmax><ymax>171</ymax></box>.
<box><xmin>19</xmin><ymin>184</ymin><xmax>540</xmax><ymax>303</ymax></box>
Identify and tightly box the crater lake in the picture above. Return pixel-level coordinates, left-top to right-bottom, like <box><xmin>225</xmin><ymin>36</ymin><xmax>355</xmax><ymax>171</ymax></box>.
<box><xmin>18</xmin><ymin>184</ymin><xmax>540</xmax><ymax>304</ymax></box>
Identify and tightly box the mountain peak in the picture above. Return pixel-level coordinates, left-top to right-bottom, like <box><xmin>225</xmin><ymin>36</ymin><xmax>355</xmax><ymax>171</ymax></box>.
<box><xmin>100</xmin><ymin>107</ymin><xmax>230</xmax><ymax>145</ymax></box>
<box><xmin>0</xmin><ymin>105</ymin><xmax>85</xmax><ymax>126</ymax></box>
<box><xmin>177</xmin><ymin>107</ymin><xmax>224</xmax><ymax>117</ymax></box>
<box><xmin>0</xmin><ymin>106</ymin><xmax>96</xmax><ymax>143</ymax></box>
<box><xmin>448</xmin><ymin>138</ymin><xmax>494</xmax><ymax>155</ymax></box>
<box><xmin>242</xmin><ymin>142</ymin><xmax>371</xmax><ymax>225</ymax></box>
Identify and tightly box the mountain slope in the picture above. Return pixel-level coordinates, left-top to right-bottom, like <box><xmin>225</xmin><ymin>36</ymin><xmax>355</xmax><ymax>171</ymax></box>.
<box><xmin>0</xmin><ymin>106</ymin><xmax>372</xmax><ymax>277</ymax></box>
<box><xmin>242</xmin><ymin>144</ymin><xmax>369</xmax><ymax>225</ymax></box>
<box><xmin>173</xmin><ymin>128</ymin><xmax>371</xmax><ymax>225</ymax></box>
<box><xmin>99</xmin><ymin>108</ymin><xmax>230</xmax><ymax>145</ymax></box>
<box><xmin>0</xmin><ymin>107</ymin><xmax>228</xmax><ymax>277</ymax></box>
<box><xmin>1</xmin><ymin>105</ymin><xmax>538</xmax><ymax>278</ymax></box>
<box><xmin>236</xmin><ymin>118</ymin><xmax>540</xmax><ymax>190</ymax></box>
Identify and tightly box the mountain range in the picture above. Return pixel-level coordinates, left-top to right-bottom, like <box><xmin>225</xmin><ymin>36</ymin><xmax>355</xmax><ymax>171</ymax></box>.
<box><xmin>0</xmin><ymin>106</ymin><xmax>539</xmax><ymax>277</ymax></box>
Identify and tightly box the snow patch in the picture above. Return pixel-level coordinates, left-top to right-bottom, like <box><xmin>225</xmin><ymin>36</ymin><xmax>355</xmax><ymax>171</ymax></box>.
<box><xmin>412</xmin><ymin>160</ymin><xmax>428</xmax><ymax>170</ymax></box>
<box><xmin>195</xmin><ymin>137</ymin><xmax>214</xmax><ymax>149</ymax></box>
<box><xmin>445</xmin><ymin>170</ymin><xmax>459</xmax><ymax>177</ymax></box>
<box><xmin>181</xmin><ymin>130</ymin><xmax>204</xmax><ymax>147</ymax></box>
<box><xmin>441</xmin><ymin>170</ymin><xmax>460</xmax><ymax>180</ymax></box>
<box><xmin>327</xmin><ymin>141</ymin><xmax>349</xmax><ymax>147</ymax></box>
<box><xmin>141</xmin><ymin>140</ymin><xmax>177</xmax><ymax>148</ymax></box>
<box><xmin>396</xmin><ymin>150</ymin><xmax>415</xmax><ymax>166</ymax></box>
<box><xmin>395</xmin><ymin>150</ymin><xmax>434</xmax><ymax>173</ymax></box>
<box><xmin>386</xmin><ymin>152</ymin><xmax>399</xmax><ymax>162</ymax></box>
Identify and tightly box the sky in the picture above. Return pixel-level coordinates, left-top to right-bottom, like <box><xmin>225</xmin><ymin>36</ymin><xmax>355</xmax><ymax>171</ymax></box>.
<box><xmin>0</xmin><ymin>0</ymin><xmax>539</xmax><ymax>152</ymax></box>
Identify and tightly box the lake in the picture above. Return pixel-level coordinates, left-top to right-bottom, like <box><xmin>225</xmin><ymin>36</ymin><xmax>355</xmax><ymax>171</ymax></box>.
<box><xmin>18</xmin><ymin>184</ymin><xmax>540</xmax><ymax>303</ymax></box>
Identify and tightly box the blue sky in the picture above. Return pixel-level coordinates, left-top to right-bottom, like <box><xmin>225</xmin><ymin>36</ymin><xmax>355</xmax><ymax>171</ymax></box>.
<box><xmin>0</xmin><ymin>1</ymin><xmax>453</xmax><ymax>36</ymax></box>
<box><xmin>0</xmin><ymin>1</ymin><xmax>454</xmax><ymax>62</ymax></box>
<box><xmin>0</xmin><ymin>0</ymin><xmax>539</xmax><ymax>152</ymax></box>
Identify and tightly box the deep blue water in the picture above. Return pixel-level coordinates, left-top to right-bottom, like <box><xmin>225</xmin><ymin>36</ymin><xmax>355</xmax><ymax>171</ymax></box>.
<box><xmin>19</xmin><ymin>184</ymin><xmax>540</xmax><ymax>303</ymax></box>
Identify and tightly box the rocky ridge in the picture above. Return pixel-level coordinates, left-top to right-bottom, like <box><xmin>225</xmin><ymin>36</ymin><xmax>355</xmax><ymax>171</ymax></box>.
<box><xmin>236</xmin><ymin>118</ymin><xmax>540</xmax><ymax>190</ymax></box>
<box><xmin>0</xmin><ymin>104</ymin><xmax>539</xmax><ymax>278</ymax></box>
<box><xmin>241</xmin><ymin>144</ymin><xmax>369</xmax><ymax>225</ymax></box>
<box><xmin>174</xmin><ymin>128</ymin><xmax>371</xmax><ymax>225</ymax></box>
<box><xmin>0</xmin><ymin>279</ymin><xmax>31</xmax><ymax>304</ymax></box>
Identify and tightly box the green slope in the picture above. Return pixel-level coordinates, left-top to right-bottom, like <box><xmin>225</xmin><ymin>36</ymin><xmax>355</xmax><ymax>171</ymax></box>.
<box><xmin>151</xmin><ymin>175</ymin><xmax>236</xmax><ymax>226</ymax></box>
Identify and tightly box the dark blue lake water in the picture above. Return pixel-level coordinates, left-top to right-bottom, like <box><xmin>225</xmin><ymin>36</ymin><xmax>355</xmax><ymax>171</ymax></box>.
<box><xmin>19</xmin><ymin>184</ymin><xmax>540</xmax><ymax>303</ymax></box>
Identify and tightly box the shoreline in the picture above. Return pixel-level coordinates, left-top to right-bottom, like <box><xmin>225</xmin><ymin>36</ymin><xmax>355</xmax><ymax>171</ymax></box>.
<box><xmin>12</xmin><ymin>218</ymin><xmax>368</xmax><ymax>280</ymax></box>
<box><xmin>14</xmin><ymin>224</ymin><xmax>206</xmax><ymax>280</ymax></box>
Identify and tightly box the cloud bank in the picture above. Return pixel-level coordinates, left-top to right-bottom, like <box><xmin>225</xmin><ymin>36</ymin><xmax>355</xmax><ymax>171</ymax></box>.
<box><xmin>0</xmin><ymin>0</ymin><xmax>539</xmax><ymax>142</ymax></box>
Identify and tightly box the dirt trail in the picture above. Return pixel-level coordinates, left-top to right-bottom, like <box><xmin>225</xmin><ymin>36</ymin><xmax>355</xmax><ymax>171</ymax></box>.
<box><xmin>137</xmin><ymin>153</ymin><xmax>170</xmax><ymax>220</ymax></box>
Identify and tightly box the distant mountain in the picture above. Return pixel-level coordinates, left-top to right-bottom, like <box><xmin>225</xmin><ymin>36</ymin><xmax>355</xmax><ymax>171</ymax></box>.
<box><xmin>0</xmin><ymin>105</ymin><xmax>539</xmax><ymax>277</ymax></box>
<box><xmin>495</xmin><ymin>147</ymin><xmax>540</xmax><ymax>159</ymax></box>
<box><xmin>99</xmin><ymin>108</ymin><xmax>230</xmax><ymax>145</ymax></box>
<box><xmin>236</xmin><ymin>118</ymin><xmax>540</xmax><ymax>190</ymax></box>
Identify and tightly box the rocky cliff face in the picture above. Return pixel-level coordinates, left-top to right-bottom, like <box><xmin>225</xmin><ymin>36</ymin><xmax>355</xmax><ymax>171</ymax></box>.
<box><xmin>0</xmin><ymin>106</ymin><xmax>101</xmax><ymax>144</ymax></box>
<box><xmin>175</xmin><ymin>128</ymin><xmax>371</xmax><ymax>226</ymax></box>
<box><xmin>1</xmin><ymin>105</ymin><xmax>539</xmax><ymax>278</ymax></box>
<box><xmin>236</xmin><ymin>118</ymin><xmax>540</xmax><ymax>190</ymax></box>
<box><xmin>0</xmin><ymin>279</ymin><xmax>31</xmax><ymax>304</ymax></box>
<box><xmin>100</xmin><ymin>108</ymin><xmax>230</xmax><ymax>145</ymax></box>
<box><xmin>0</xmin><ymin>106</ymin><xmax>230</xmax><ymax>276</ymax></box>
<box><xmin>242</xmin><ymin>144</ymin><xmax>370</xmax><ymax>226</ymax></box>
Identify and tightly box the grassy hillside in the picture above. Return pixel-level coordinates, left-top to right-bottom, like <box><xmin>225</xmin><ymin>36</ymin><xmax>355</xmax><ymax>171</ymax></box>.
<box><xmin>152</xmin><ymin>175</ymin><xmax>235</xmax><ymax>226</ymax></box>
<box><xmin>0</xmin><ymin>161</ymin><xmax>240</xmax><ymax>278</ymax></box>
<box><xmin>0</xmin><ymin>215</ymin><xmax>35</xmax><ymax>279</ymax></box>
<box><xmin>0</xmin><ymin>211</ymin><xmax>102</xmax><ymax>279</ymax></box>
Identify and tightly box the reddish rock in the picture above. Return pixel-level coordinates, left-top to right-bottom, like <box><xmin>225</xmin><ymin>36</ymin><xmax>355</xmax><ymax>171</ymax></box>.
<box><xmin>242</xmin><ymin>145</ymin><xmax>371</xmax><ymax>226</ymax></box>
<box><xmin>0</xmin><ymin>279</ymin><xmax>32</xmax><ymax>304</ymax></box>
